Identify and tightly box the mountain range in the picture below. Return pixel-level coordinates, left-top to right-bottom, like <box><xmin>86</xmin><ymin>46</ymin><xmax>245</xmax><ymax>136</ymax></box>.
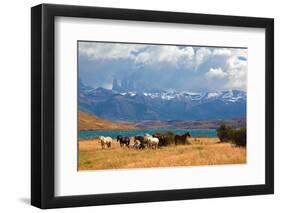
<box><xmin>79</xmin><ymin>80</ymin><xmax>246</xmax><ymax>122</ymax></box>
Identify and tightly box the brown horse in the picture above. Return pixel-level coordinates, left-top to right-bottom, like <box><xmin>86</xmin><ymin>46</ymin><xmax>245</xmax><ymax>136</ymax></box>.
<box><xmin>152</xmin><ymin>134</ymin><xmax>167</xmax><ymax>146</ymax></box>
<box><xmin>174</xmin><ymin>132</ymin><xmax>191</xmax><ymax>145</ymax></box>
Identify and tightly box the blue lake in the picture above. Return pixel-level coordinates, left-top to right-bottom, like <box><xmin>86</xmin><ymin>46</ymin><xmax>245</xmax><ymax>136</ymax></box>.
<box><xmin>79</xmin><ymin>128</ymin><xmax>217</xmax><ymax>140</ymax></box>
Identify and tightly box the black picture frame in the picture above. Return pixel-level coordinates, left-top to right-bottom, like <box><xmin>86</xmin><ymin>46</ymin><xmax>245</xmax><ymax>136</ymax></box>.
<box><xmin>31</xmin><ymin>3</ymin><xmax>274</xmax><ymax>209</ymax></box>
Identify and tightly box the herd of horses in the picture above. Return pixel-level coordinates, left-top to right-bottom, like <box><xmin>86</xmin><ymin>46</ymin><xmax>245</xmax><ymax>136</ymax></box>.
<box><xmin>98</xmin><ymin>132</ymin><xmax>191</xmax><ymax>150</ymax></box>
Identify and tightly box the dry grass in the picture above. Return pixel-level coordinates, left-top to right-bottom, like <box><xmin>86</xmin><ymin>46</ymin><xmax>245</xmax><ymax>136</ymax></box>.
<box><xmin>78</xmin><ymin>137</ymin><xmax>246</xmax><ymax>171</ymax></box>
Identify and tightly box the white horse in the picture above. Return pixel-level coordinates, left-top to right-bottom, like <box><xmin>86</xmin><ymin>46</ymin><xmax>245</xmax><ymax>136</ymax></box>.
<box><xmin>127</xmin><ymin>137</ymin><xmax>141</xmax><ymax>149</ymax></box>
<box><xmin>128</xmin><ymin>137</ymin><xmax>136</xmax><ymax>149</ymax></box>
<box><xmin>133</xmin><ymin>139</ymin><xmax>141</xmax><ymax>149</ymax></box>
<box><xmin>98</xmin><ymin>136</ymin><xmax>112</xmax><ymax>149</ymax></box>
<box><xmin>144</xmin><ymin>135</ymin><xmax>159</xmax><ymax>149</ymax></box>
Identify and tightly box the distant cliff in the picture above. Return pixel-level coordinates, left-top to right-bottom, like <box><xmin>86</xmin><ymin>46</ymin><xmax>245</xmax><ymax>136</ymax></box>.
<box><xmin>112</xmin><ymin>78</ymin><xmax>138</xmax><ymax>92</ymax></box>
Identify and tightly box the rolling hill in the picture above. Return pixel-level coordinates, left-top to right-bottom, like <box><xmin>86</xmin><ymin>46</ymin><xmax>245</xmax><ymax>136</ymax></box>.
<box><xmin>79</xmin><ymin>112</ymin><xmax>137</xmax><ymax>130</ymax></box>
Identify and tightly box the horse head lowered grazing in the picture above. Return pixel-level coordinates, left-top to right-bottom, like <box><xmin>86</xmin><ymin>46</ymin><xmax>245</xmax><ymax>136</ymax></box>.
<box><xmin>144</xmin><ymin>135</ymin><xmax>159</xmax><ymax>149</ymax></box>
<box><xmin>98</xmin><ymin>136</ymin><xmax>112</xmax><ymax>149</ymax></box>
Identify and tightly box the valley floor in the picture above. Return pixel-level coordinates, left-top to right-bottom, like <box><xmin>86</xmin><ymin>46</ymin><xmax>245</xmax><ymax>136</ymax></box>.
<box><xmin>78</xmin><ymin>137</ymin><xmax>246</xmax><ymax>170</ymax></box>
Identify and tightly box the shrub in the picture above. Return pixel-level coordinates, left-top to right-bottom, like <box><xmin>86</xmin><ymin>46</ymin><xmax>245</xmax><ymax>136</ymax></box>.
<box><xmin>217</xmin><ymin>124</ymin><xmax>246</xmax><ymax>147</ymax></box>
<box><xmin>231</xmin><ymin>128</ymin><xmax>246</xmax><ymax>147</ymax></box>
<box><xmin>155</xmin><ymin>131</ymin><xmax>175</xmax><ymax>146</ymax></box>
<box><xmin>217</xmin><ymin>124</ymin><xmax>232</xmax><ymax>142</ymax></box>
<box><xmin>165</xmin><ymin>131</ymin><xmax>176</xmax><ymax>145</ymax></box>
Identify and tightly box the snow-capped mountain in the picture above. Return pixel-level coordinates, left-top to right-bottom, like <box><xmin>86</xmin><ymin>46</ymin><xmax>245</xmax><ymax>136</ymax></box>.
<box><xmin>79</xmin><ymin>82</ymin><xmax>246</xmax><ymax>121</ymax></box>
<box><xmin>118</xmin><ymin>89</ymin><xmax>246</xmax><ymax>103</ymax></box>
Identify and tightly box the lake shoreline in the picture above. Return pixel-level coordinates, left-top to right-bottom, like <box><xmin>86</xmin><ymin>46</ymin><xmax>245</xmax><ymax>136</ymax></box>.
<box><xmin>79</xmin><ymin>128</ymin><xmax>218</xmax><ymax>140</ymax></box>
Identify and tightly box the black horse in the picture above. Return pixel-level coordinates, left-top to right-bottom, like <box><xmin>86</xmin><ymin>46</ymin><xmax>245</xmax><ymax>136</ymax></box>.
<box><xmin>174</xmin><ymin>132</ymin><xmax>191</xmax><ymax>145</ymax></box>
<box><xmin>116</xmin><ymin>135</ymin><xmax>130</xmax><ymax>147</ymax></box>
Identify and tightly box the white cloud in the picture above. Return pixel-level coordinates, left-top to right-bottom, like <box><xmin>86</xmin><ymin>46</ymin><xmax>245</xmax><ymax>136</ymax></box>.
<box><xmin>224</xmin><ymin>50</ymin><xmax>247</xmax><ymax>90</ymax></box>
<box><xmin>195</xmin><ymin>47</ymin><xmax>212</xmax><ymax>67</ymax></box>
<box><xmin>135</xmin><ymin>46</ymin><xmax>194</xmax><ymax>66</ymax></box>
<box><xmin>204</xmin><ymin>48</ymin><xmax>247</xmax><ymax>90</ymax></box>
<box><xmin>79</xmin><ymin>42</ymin><xmax>247</xmax><ymax>91</ymax></box>
<box><xmin>80</xmin><ymin>42</ymin><xmax>196</xmax><ymax>68</ymax></box>
<box><xmin>206</xmin><ymin>67</ymin><xmax>227</xmax><ymax>79</ymax></box>
<box><xmin>213</xmin><ymin>48</ymin><xmax>232</xmax><ymax>57</ymax></box>
<box><xmin>79</xmin><ymin>42</ymin><xmax>143</xmax><ymax>60</ymax></box>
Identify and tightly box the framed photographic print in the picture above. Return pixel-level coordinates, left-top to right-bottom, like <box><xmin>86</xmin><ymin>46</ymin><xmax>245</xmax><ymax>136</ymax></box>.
<box><xmin>31</xmin><ymin>3</ymin><xmax>274</xmax><ymax>209</ymax></box>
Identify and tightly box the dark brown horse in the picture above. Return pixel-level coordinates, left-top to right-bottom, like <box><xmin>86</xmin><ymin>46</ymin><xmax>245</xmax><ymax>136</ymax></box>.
<box><xmin>174</xmin><ymin>132</ymin><xmax>191</xmax><ymax>145</ymax></box>
<box><xmin>116</xmin><ymin>135</ymin><xmax>130</xmax><ymax>147</ymax></box>
<box><xmin>152</xmin><ymin>134</ymin><xmax>167</xmax><ymax>146</ymax></box>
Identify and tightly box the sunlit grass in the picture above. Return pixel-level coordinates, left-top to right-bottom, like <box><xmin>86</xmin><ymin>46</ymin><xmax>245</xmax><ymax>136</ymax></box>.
<box><xmin>78</xmin><ymin>137</ymin><xmax>246</xmax><ymax>170</ymax></box>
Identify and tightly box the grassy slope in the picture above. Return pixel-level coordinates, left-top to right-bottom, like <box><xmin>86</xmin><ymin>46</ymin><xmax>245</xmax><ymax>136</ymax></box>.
<box><xmin>79</xmin><ymin>111</ymin><xmax>137</xmax><ymax>130</ymax></box>
<box><xmin>78</xmin><ymin>137</ymin><xmax>246</xmax><ymax>170</ymax></box>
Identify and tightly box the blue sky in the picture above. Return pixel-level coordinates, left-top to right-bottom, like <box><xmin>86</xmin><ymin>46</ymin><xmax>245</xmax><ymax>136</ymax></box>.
<box><xmin>78</xmin><ymin>41</ymin><xmax>247</xmax><ymax>92</ymax></box>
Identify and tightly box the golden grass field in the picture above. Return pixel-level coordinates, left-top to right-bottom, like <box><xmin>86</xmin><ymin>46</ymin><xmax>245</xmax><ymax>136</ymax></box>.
<box><xmin>78</xmin><ymin>137</ymin><xmax>246</xmax><ymax>171</ymax></box>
